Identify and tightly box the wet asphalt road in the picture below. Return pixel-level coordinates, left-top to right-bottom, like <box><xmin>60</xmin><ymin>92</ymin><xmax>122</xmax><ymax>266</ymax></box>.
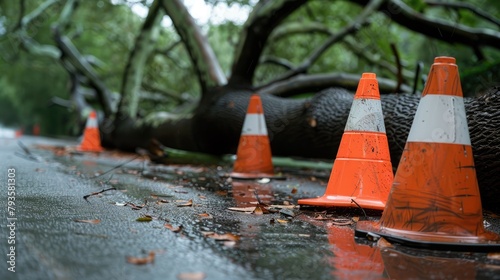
<box><xmin>1</xmin><ymin>136</ymin><xmax>500</xmax><ymax>280</ymax></box>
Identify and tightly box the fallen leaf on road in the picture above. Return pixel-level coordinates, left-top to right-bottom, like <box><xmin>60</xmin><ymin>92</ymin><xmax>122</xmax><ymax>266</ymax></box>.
<box><xmin>291</xmin><ymin>188</ymin><xmax>298</xmax><ymax>194</ymax></box>
<box><xmin>177</xmin><ymin>199</ymin><xmax>193</xmax><ymax>207</ymax></box>
<box><xmin>126</xmin><ymin>251</ymin><xmax>155</xmax><ymax>265</ymax></box>
<box><xmin>177</xmin><ymin>272</ymin><xmax>206</xmax><ymax>280</ymax></box>
<box><xmin>227</xmin><ymin>207</ymin><xmax>255</xmax><ymax>213</ymax></box>
<box><xmin>164</xmin><ymin>224</ymin><xmax>182</xmax><ymax>233</ymax></box>
<box><xmin>253</xmin><ymin>205</ymin><xmax>267</xmax><ymax>215</ymax></box>
<box><xmin>74</xmin><ymin>219</ymin><xmax>100</xmax><ymax>224</ymax></box>
<box><xmin>198</xmin><ymin>212</ymin><xmax>213</xmax><ymax>219</ymax></box>
<box><xmin>276</xmin><ymin>219</ymin><xmax>288</xmax><ymax>224</ymax></box>
<box><xmin>208</xmin><ymin>233</ymin><xmax>240</xmax><ymax>241</ymax></box>
<box><xmin>136</xmin><ymin>215</ymin><xmax>153</xmax><ymax>222</ymax></box>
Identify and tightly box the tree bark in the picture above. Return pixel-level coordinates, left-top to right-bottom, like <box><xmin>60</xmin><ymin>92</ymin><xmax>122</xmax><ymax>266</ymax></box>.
<box><xmin>108</xmin><ymin>85</ymin><xmax>500</xmax><ymax>212</ymax></box>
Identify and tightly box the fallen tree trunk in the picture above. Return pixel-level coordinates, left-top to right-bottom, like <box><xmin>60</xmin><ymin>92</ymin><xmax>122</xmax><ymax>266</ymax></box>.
<box><xmin>108</xmin><ymin>86</ymin><xmax>500</xmax><ymax>212</ymax></box>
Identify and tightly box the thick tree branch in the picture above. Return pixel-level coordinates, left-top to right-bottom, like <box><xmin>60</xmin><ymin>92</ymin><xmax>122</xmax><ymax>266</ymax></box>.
<box><xmin>54</xmin><ymin>32</ymin><xmax>114</xmax><ymax>116</ymax></box>
<box><xmin>229</xmin><ymin>0</ymin><xmax>308</xmax><ymax>86</ymax></box>
<box><xmin>118</xmin><ymin>0</ymin><xmax>163</xmax><ymax>119</ymax></box>
<box><xmin>160</xmin><ymin>0</ymin><xmax>226</xmax><ymax>93</ymax></box>
<box><xmin>352</xmin><ymin>0</ymin><xmax>500</xmax><ymax>49</ymax></box>
<box><xmin>258</xmin><ymin>73</ymin><xmax>413</xmax><ymax>97</ymax></box>
<box><xmin>425</xmin><ymin>0</ymin><xmax>500</xmax><ymax>28</ymax></box>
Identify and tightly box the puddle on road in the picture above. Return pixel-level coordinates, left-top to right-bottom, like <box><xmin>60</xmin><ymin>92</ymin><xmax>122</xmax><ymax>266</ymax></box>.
<box><xmin>41</xmin><ymin>149</ymin><xmax>500</xmax><ymax>279</ymax></box>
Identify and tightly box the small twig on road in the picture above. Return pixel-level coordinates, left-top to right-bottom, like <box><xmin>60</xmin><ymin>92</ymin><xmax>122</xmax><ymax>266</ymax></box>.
<box><xmin>15</xmin><ymin>141</ymin><xmax>42</xmax><ymax>162</ymax></box>
<box><xmin>83</xmin><ymin>187</ymin><xmax>116</xmax><ymax>203</ymax></box>
<box><xmin>90</xmin><ymin>155</ymin><xmax>141</xmax><ymax>179</ymax></box>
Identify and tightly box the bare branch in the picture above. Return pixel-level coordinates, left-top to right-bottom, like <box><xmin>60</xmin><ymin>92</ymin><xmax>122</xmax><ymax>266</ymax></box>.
<box><xmin>269</xmin><ymin>21</ymin><xmax>332</xmax><ymax>41</ymax></box>
<box><xmin>229</xmin><ymin>0</ymin><xmax>308</xmax><ymax>86</ymax></box>
<box><xmin>258</xmin><ymin>73</ymin><xmax>414</xmax><ymax>97</ymax></box>
<box><xmin>119</xmin><ymin>0</ymin><xmax>163</xmax><ymax>119</ymax></box>
<box><xmin>260</xmin><ymin>56</ymin><xmax>294</xmax><ymax>70</ymax></box>
<box><xmin>15</xmin><ymin>0</ymin><xmax>59</xmax><ymax>30</ymax></box>
<box><xmin>425</xmin><ymin>0</ymin><xmax>500</xmax><ymax>28</ymax></box>
<box><xmin>160</xmin><ymin>0</ymin><xmax>226</xmax><ymax>93</ymax></box>
<box><xmin>260</xmin><ymin>0</ymin><xmax>384</xmax><ymax>89</ymax></box>
<box><xmin>341</xmin><ymin>37</ymin><xmax>414</xmax><ymax>81</ymax></box>
<box><xmin>390</xmin><ymin>43</ymin><xmax>402</xmax><ymax>93</ymax></box>
<box><xmin>352</xmin><ymin>0</ymin><xmax>500</xmax><ymax>49</ymax></box>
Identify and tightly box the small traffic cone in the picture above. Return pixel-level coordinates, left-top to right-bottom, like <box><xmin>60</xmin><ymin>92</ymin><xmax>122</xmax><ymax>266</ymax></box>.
<box><xmin>77</xmin><ymin>110</ymin><xmax>103</xmax><ymax>152</ymax></box>
<box><xmin>230</xmin><ymin>94</ymin><xmax>275</xmax><ymax>179</ymax></box>
<box><xmin>355</xmin><ymin>57</ymin><xmax>500</xmax><ymax>251</ymax></box>
<box><xmin>298</xmin><ymin>73</ymin><xmax>393</xmax><ymax>210</ymax></box>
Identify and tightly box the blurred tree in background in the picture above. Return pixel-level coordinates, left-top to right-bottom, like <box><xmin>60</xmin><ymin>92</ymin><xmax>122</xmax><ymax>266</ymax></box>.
<box><xmin>0</xmin><ymin>0</ymin><xmax>498</xmax><ymax>138</ymax></box>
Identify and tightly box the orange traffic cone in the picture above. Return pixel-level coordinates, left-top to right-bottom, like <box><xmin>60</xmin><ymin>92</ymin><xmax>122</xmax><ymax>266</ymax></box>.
<box><xmin>230</xmin><ymin>94</ymin><xmax>276</xmax><ymax>179</ymax></box>
<box><xmin>298</xmin><ymin>73</ymin><xmax>393</xmax><ymax>210</ymax></box>
<box><xmin>355</xmin><ymin>57</ymin><xmax>500</xmax><ymax>251</ymax></box>
<box><xmin>77</xmin><ymin>110</ymin><xmax>103</xmax><ymax>152</ymax></box>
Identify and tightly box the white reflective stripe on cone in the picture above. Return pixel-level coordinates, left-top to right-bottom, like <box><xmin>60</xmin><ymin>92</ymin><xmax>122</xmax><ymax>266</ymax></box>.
<box><xmin>344</xmin><ymin>99</ymin><xmax>386</xmax><ymax>133</ymax></box>
<box><xmin>407</xmin><ymin>95</ymin><xmax>470</xmax><ymax>145</ymax></box>
<box><xmin>86</xmin><ymin>117</ymin><xmax>98</xmax><ymax>128</ymax></box>
<box><xmin>241</xmin><ymin>114</ymin><xmax>268</xmax><ymax>136</ymax></box>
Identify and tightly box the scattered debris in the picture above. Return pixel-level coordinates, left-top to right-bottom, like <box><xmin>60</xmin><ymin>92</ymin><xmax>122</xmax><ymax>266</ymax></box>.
<box><xmin>228</xmin><ymin>206</ymin><xmax>256</xmax><ymax>213</ymax></box>
<box><xmin>126</xmin><ymin>251</ymin><xmax>155</xmax><ymax>265</ymax></box>
<box><xmin>177</xmin><ymin>272</ymin><xmax>206</xmax><ymax>280</ymax></box>
<box><xmin>177</xmin><ymin>199</ymin><xmax>193</xmax><ymax>207</ymax></box>
<box><xmin>83</xmin><ymin>187</ymin><xmax>116</xmax><ymax>202</ymax></box>
<box><xmin>198</xmin><ymin>212</ymin><xmax>213</xmax><ymax>219</ymax></box>
<box><xmin>136</xmin><ymin>215</ymin><xmax>153</xmax><ymax>222</ymax></box>
<box><xmin>74</xmin><ymin>219</ymin><xmax>101</xmax><ymax>224</ymax></box>
<box><xmin>202</xmin><ymin>231</ymin><xmax>240</xmax><ymax>242</ymax></box>
<box><xmin>164</xmin><ymin>224</ymin><xmax>182</xmax><ymax>233</ymax></box>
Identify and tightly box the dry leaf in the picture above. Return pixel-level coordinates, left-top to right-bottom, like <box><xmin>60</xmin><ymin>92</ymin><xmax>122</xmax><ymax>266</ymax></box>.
<box><xmin>352</xmin><ymin>216</ymin><xmax>360</xmax><ymax>222</ymax></box>
<box><xmin>74</xmin><ymin>219</ymin><xmax>100</xmax><ymax>224</ymax></box>
<box><xmin>253</xmin><ymin>206</ymin><xmax>265</xmax><ymax>215</ymax></box>
<box><xmin>177</xmin><ymin>199</ymin><xmax>193</xmax><ymax>207</ymax></box>
<box><xmin>136</xmin><ymin>215</ymin><xmax>153</xmax><ymax>222</ymax></box>
<box><xmin>227</xmin><ymin>206</ymin><xmax>256</xmax><ymax>213</ymax></box>
<box><xmin>198</xmin><ymin>213</ymin><xmax>213</xmax><ymax>219</ymax></box>
<box><xmin>177</xmin><ymin>272</ymin><xmax>206</xmax><ymax>280</ymax></box>
<box><xmin>126</xmin><ymin>251</ymin><xmax>155</xmax><ymax>265</ymax></box>
<box><xmin>291</xmin><ymin>188</ymin><xmax>298</xmax><ymax>194</ymax></box>
<box><xmin>276</xmin><ymin>219</ymin><xmax>288</xmax><ymax>224</ymax></box>
<box><xmin>210</xmin><ymin>233</ymin><xmax>240</xmax><ymax>241</ymax></box>
<box><xmin>164</xmin><ymin>223</ymin><xmax>182</xmax><ymax>233</ymax></box>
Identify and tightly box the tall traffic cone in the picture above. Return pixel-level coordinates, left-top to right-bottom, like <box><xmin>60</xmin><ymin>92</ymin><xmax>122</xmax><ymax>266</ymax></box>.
<box><xmin>230</xmin><ymin>94</ymin><xmax>275</xmax><ymax>179</ymax></box>
<box><xmin>355</xmin><ymin>57</ymin><xmax>500</xmax><ymax>251</ymax></box>
<box><xmin>77</xmin><ymin>110</ymin><xmax>103</xmax><ymax>152</ymax></box>
<box><xmin>298</xmin><ymin>73</ymin><xmax>393</xmax><ymax>210</ymax></box>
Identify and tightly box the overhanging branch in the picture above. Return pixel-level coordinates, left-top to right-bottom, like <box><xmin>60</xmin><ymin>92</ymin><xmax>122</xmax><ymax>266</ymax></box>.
<box><xmin>258</xmin><ymin>73</ymin><xmax>413</xmax><ymax>97</ymax></box>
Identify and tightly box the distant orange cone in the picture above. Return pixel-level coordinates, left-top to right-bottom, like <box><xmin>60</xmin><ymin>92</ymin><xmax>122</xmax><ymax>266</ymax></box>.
<box><xmin>77</xmin><ymin>110</ymin><xmax>103</xmax><ymax>152</ymax></box>
<box><xmin>298</xmin><ymin>73</ymin><xmax>393</xmax><ymax>210</ymax></box>
<box><xmin>230</xmin><ymin>94</ymin><xmax>275</xmax><ymax>179</ymax></box>
<box><xmin>355</xmin><ymin>57</ymin><xmax>500</xmax><ymax>251</ymax></box>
